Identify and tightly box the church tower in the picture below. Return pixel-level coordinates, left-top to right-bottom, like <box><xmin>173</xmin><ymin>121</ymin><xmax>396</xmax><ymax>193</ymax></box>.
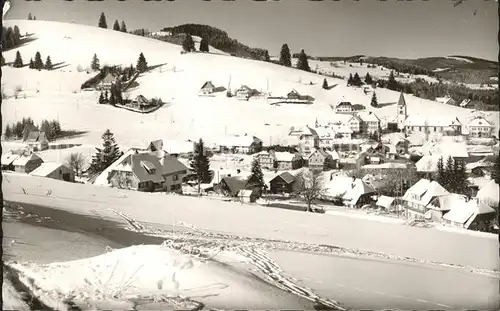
<box><xmin>397</xmin><ymin>92</ymin><xmax>408</xmax><ymax>130</ymax></box>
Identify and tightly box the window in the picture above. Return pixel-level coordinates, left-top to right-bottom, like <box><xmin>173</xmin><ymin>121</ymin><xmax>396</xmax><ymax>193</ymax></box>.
<box><xmin>173</xmin><ymin>174</ymin><xmax>179</xmax><ymax>181</ymax></box>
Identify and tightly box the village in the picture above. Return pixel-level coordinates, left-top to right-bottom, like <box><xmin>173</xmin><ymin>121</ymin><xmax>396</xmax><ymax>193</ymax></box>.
<box><xmin>3</xmin><ymin>90</ymin><xmax>499</xmax><ymax>234</ymax></box>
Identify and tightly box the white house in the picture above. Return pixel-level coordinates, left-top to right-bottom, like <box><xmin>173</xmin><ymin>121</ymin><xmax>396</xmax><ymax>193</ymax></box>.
<box><xmin>219</xmin><ymin>134</ymin><xmax>263</xmax><ymax>154</ymax></box>
<box><xmin>357</xmin><ymin>111</ymin><xmax>381</xmax><ymax>134</ymax></box>
<box><xmin>467</xmin><ymin>117</ymin><xmax>493</xmax><ymax>138</ymax></box>
<box><xmin>334</xmin><ymin>97</ymin><xmax>353</xmax><ymax>113</ymax></box>
<box><xmin>404</xmin><ymin>115</ymin><xmax>463</xmax><ymax>136</ymax></box>
<box><xmin>402</xmin><ymin>179</ymin><xmax>449</xmax><ymax>220</ymax></box>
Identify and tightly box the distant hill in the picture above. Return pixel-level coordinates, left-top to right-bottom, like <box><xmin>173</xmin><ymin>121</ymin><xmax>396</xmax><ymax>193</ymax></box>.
<box><xmin>161</xmin><ymin>24</ymin><xmax>270</xmax><ymax>61</ymax></box>
<box><xmin>315</xmin><ymin>55</ymin><xmax>498</xmax><ymax>85</ymax></box>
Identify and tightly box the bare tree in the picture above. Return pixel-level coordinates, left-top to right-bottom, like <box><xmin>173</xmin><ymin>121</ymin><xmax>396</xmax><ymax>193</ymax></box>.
<box><xmin>66</xmin><ymin>152</ymin><xmax>86</xmax><ymax>176</ymax></box>
<box><xmin>295</xmin><ymin>170</ymin><xmax>325</xmax><ymax>212</ymax></box>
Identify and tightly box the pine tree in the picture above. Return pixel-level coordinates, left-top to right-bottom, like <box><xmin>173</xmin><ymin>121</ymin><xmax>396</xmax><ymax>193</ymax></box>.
<box><xmin>296</xmin><ymin>49</ymin><xmax>310</xmax><ymax>72</ymax></box>
<box><xmin>352</xmin><ymin>72</ymin><xmax>363</xmax><ymax>86</ymax></box>
<box><xmin>190</xmin><ymin>138</ymin><xmax>211</xmax><ymax>194</ymax></box>
<box><xmin>98</xmin><ymin>92</ymin><xmax>105</xmax><ymax>104</ymax></box>
<box><xmin>88</xmin><ymin>129</ymin><xmax>123</xmax><ymax>174</ymax></box>
<box><xmin>436</xmin><ymin>156</ymin><xmax>446</xmax><ymax>186</ymax></box>
<box><xmin>455</xmin><ymin>161</ymin><xmax>468</xmax><ymax>195</ymax></box>
<box><xmin>264</xmin><ymin>50</ymin><xmax>270</xmax><ymax>62</ymax></box>
<box><xmin>28</xmin><ymin>13</ymin><xmax>33</xmax><ymax>20</ymax></box>
<box><xmin>29</xmin><ymin>58</ymin><xmax>34</xmax><ymax>69</ymax></box>
<box><xmin>13</xmin><ymin>51</ymin><xmax>23</xmax><ymax>68</ymax></box>
<box><xmin>444</xmin><ymin>156</ymin><xmax>454</xmax><ymax>191</ymax></box>
<box><xmin>33</xmin><ymin>16</ymin><xmax>36</xmax><ymax>20</ymax></box>
<box><xmin>4</xmin><ymin>124</ymin><xmax>12</xmax><ymax>139</ymax></box>
<box><xmin>182</xmin><ymin>34</ymin><xmax>195</xmax><ymax>52</ymax></box>
<box><xmin>347</xmin><ymin>73</ymin><xmax>354</xmax><ymax>86</ymax></box>
<box><xmin>247</xmin><ymin>158</ymin><xmax>266</xmax><ymax>197</ymax></box>
<box><xmin>13</xmin><ymin>26</ymin><xmax>21</xmax><ymax>45</ymax></box>
<box><xmin>279</xmin><ymin>44</ymin><xmax>292</xmax><ymax>67</ymax></box>
<box><xmin>91</xmin><ymin>53</ymin><xmax>100</xmax><ymax>71</ymax></box>
<box><xmin>120</xmin><ymin>21</ymin><xmax>127</xmax><ymax>33</ymax></box>
<box><xmin>34</xmin><ymin>51</ymin><xmax>44</xmax><ymax>70</ymax></box>
<box><xmin>322</xmin><ymin>78</ymin><xmax>328</xmax><ymax>90</ymax></box>
<box><xmin>98</xmin><ymin>12</ymin><xmax>108</xmax><ymax>29</ymax></box>
<box><xmin>44</xmin><ymin>55</ymin><xmax>53</xmax><ymax>70</ymax></box>
<box><xmin>113</xmin><ymin>20</ymin><xmax>120</xmax><ymax>31</ymax></box>
<box><xmin>365</xmin><ymin>72</ymin><xmax>373</xmax><ymax>84</ymax></box>
<box><xmin>388</xmin><ymin>70</ymin><xmax>399</xmax><ymax>90</ymax></box>
<box><xmin>109</xmin><ymin>90</ymin><xmax>116</xmax><ymax>106</ymax></box>
<box><xmin>370</xmin><ymin>92</ymin><xmax>378</xmax><ymax>107</ymax></box>
<box><xmin>199</xmin><ymin>37</ymin><xmax>209</xmax><ymax>52</ymax></box>
<box><xmin>136</xmin><ymin>52</ymin><xmax>148</xmax><ymax>73</ymax></box>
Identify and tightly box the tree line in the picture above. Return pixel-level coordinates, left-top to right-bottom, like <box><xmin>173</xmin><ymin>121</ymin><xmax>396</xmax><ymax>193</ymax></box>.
<box><xmin>4</xmin><ymin>117</ymin><xmax>62</xmax><ymax>141</ymax></box>
<box><xmin>98</xmin><ymin>12</ymin><xmax>127</xmax><ymax>33</ymax></box>
<box><xmin>2</xmin><ymin>25</ymin><xmax>22</xmax><ymax>50</ymax></box>
<box><xmin>278</xmin><ymin>44</ymin><xmax>311</xmax><ymax>72</ymax></box>
<box><xmin>435</xmin><ymin>156</ymin><xmax>468</xmax><ymax>195</ymax></box>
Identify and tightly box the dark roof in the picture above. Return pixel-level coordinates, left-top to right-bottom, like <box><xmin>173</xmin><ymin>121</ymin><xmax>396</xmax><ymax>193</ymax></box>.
<box><xmin>161</xmin><ymin>155</ymin><xmax>188</xmax><ymax>175</ymax></box>
<box><xmin>23</xmin><ymin>123</ymin><xmax>39</xmax><ymax>133</ymax></box>
<box><xmin>25</xmin><ymin>131</ymin><xmax>47</xmax><ymax>143</ymax></box>
<box><xmin>201</xmin><ymin>81</ymin><xmax>215</xmax><ymax>89</ymax></box>
<box><xmin>270</xmin><ymin>172</ymin><xmax>295</xmax><ymax>184</ymax></box>
<box><xmin>398</xmin><ymin>92</ymin><xmax>407</xmax><ymax>107</ymax></box>
<box><xmin>129</xmin><ymin>152</ymin><xmax>187</xmax><ymax>183</ymax></box>
<box><xmin>220</xmin><ymin>176</ymin><xmax>248</xmax><ymax>196</ymax></box>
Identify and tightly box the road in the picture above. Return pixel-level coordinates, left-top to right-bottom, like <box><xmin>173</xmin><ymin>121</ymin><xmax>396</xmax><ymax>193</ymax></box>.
<box><xmin>3</xmin><ymin>202</ymin><xmax>499</xmax><ymax>310</ymax></box>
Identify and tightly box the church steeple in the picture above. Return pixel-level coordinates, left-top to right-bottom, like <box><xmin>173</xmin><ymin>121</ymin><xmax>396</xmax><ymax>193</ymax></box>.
<box><xmin>397</xmin><ymin>91</ymin><xmax>408</xmax><ymax>131</ymax></box>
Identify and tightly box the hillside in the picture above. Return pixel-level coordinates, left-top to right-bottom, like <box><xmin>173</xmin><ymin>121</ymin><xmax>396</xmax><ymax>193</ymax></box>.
<box><xmin>161</xmin><ymin>24</ymin><xmax>269</xmax><ymax>61</ymax></box>
<box><xmin>1</xmin><ymin>20</ymin><xmax>498</xmax><ymax>151</ymax></box>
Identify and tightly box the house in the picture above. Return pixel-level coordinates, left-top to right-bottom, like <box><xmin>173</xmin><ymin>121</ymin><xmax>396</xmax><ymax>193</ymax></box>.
<box><xmin>24</xmin><ymin>130</ymin><xmax>49</xmax><ymax>151</ymax></box>
<box><xmin>162</xmin><ymin>140</ymin><xmax>195</xmax><ymax>158</ymax></box>
<box><xmin>298</xmin><ymin>126</ymin><xmax>319</xmax><ymax>157</ymax></box>
<box><xmin>216</xmin><ymin>176</ymin><xmax>249</xmax><ymax>197</ymax></box>
<box><xmin>460</xmin><ymin>99</ymin><xmax>471</xmax><ymax>108</ymax></box>
<box><xmin>22</xmin><ymin>124</ymin><xmax>39</xmax><ymax>141</ymax></box>
<box><xmin>285</xmin><ymin>89</ymin><xmax>314</xmax><ymax>102</ymax></box>
<box><xmin>395</xmin><ymin>139</ymin><xmax>410</xmax><ymax>155</ymax></box>
<box><xmin>254</xmin><ymin>151</ymin><xmax>274</xmax><ymax>170</ymax></box>
<box><xmin>30</xmin><ymin>162</ymin><xmax>75</xmax><ymax>182</ymax></box>
<box><xmin>12</xmin><ymin>152</ymin><xmax>44</xmax><ymax>173</ymax></box>
<box><xmin>420</xmin><ymin>140</ymin><xmax>469</xmax><ymax>165</ymax></box>
<box><xmin>219</xmin><ymin>134</ymin><xmax>263</xmax><ymax>154</ymax></box>
<box><xmin>467</xmin><ymin>117</ymin><xmax>493</xmax><ymax>138</ymax></box>
<box><xmin>466</xmin><ymin>161</ymin><xmax>493</xmax><ymax>177</ymax></box>
<box><xmin>269</xmin><ymin>172</ymin><xmax>296</xmax><ymax>194</ymax></box>
<box><xmin>147</xmin><ymin>139</ymin><xmax>164</xmax><ymax>152</ymax></box>
<box><xmin>442</xmin><ymin>197</ymin><xmax>496</xmax><ymax>231</ymax></box>
<box><xmin>384</xmin><ymin>144</ymin><xmax>398</xmax><ymax>160</ymax></box>
<box><xmin>129</xmin><ymin>95</ymin><xmax>150</xmax><ymax>109</ymax></box>
<box><xmin>435</xmin><ymin>96</ymin><xmax>456</xmax><ymax>106</ymax></box>
<box><xmin>357</xmin><ymin>111</ymin><xmax>381</xmax><ymax>135</ymax></box>
<box><xmin>375</xmin><ymin>195</ymin><xmax>397</xmax><ymax>211</ymax></box>
<box><xmin>274</xmin><ymin>151</ymin><xmax>303</xmax><ymax>171</ymax></box>
<box><xmin>402</xmin><ymin>179</ymin><xmax>449</xmax><ymax>220</ymax></box>
<box><xmin>335</xmin><ymin>100</ymin><xmax>353</xmax><ymax>113</ymax></box>
<box><xmin>107</xmin><ymin>151</ymin><xmax>188</xmax><ymax>193</ymax></box>
<box><xmin>1</xmin><ymin>152</ymin><xmax>20</xmax><ymax>171</ymax></box>
<box><xmin>404</xmin><ymin>115</ymin><xmax>463</xmax><ymax>136</ymax></box>
<box><xmin>308</xmin><ymin>148</ymin><xmax>337</xmax><ymax>172</ymax></box>
<box><xmin>234</xmin><ymin>85</ymin><xmax>258</xmax><ymax>100</ymax></box>
<box><xmin>426</xmin><ymin>193</ymin><xmax>465</xmax><ymax>222</ymax></box>
<box><xmin>98</xmin><ymin>72</ymin><xmax>117</xmax><ymax>90</ymax></box>
<box><xmin>323</xmin><ymin>177</ymin><xmax>377</xmax><ymax>208</ymax></box>
<box><xmin>199</xmin><ymin>81</ymin><xmax>216</xmax><ymax>95</ymax></box>
<box><xmin>238</xmin><ymin>189</ymin><xmax>259</xmax><ymax>203</ymax></box>
<box><xmin>330</xmin><ymin>124</ymin><xmax>353</xmax><ymax>140</ymax></box>
<box><xmin>330</xmin><ymin>113</ymin><xmax>360</xmax><ymax>134</ymax></box>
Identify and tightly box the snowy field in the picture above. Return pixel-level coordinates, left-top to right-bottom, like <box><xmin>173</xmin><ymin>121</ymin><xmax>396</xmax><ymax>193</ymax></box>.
<box><xmin>2</xmin><ymin>20</ymin><xmax>498</xmax><ymax>150</ymax></box>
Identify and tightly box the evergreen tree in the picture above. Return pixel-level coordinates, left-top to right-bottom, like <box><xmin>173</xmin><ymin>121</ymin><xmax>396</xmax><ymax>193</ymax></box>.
<box><xmin>352</xmin><ymin>72</ymin><xmax>363</xmax><ymax>86</ymax></box>
<box><xmin>279</xmin><ymin>43</ymin><xmax>292</xmax><ymax>67</ymax></box>
<box><xmin>13</xmin><ymin>26</ymin><xmax>21</xmax><ymax>45</ymax></box>
<box><xmin>296</xmin><ymin>49</ymin><xmax>310</xmax><ymax>72</ymax></box>
<box><xmin>455</xmin><ymin>161</ymin><xmax>468</xmax><ymax>195</ymax></box>
<box><xmin>199</xmin><ymin>37</ymin><xmax>209</xmax><ymax>52</ymax></box>
<box><xmin>322</xmin><ymin>78</ymin><xmax>328</xmax><ymax>90</ymax></box>
<box><xmin>29</xmin><ymin>58</ymin><xmax>34</xmax><ymax>69</ymax></box>
<box><xmin>33</xmin><ymin>16</ymin><xmax>36</xmax><ymax>20</ymax></box>
<box><xmin>104</xmin><ymin>89</ymin><xmax>109</xmax><ymax>102</ymax></box>
<box><xmin>28</xmin><ymin>13</ymin><xmax>33</xmax><ymax>20</ymax></box>
<box><xmin>120</xmin><ymin>21</ymin><xmax>127</xmax><ymax>33</ymax></box>
<box><xmin>365</xmin><ymin>72</ymin><xmax>373</xmax><ymax>84</ymax></box>
<box><xmin>1</xmin><ymin>54</ymin><xmax>5</xmax><ymax>66</ymax></box>
<box><xmin>4</xmin><ymin>124</ymin><xmax>12</xmax><ymax>139</ymax></box>
<box><xmin>190</xmin><ymin>138</ymin><xmax>211</xmax><ymax>194</ymax></box>
<box><xmin>347</xmin><ymin>73</ymin><xmax>354</xmax><ymax>86</ymax></box>
<box><xmin>136</xmin><ymin>52</ymin><xmax>148</xmax><ymax>73</ymax></box>
<box><xmin>91</xmin><ymin>53</ymin><xmax>100</xmax><ymax>71</ymax></box>
<box><xmin>44</xmin><ymin>55</ymin><xmax>53</xmax><ymax>70</ymax></box>
<box><xmin>109</xmin><ymin>89</ymin><xmax>116</xmax><ymax>106</ymax></box>
<box><xmin>247</xmin><ymin>158</ymin><xmax>266</xmax><ymax>197</ymax></box>
<box><xmin>34</xmin><ymin>51</ymin><xmax>44</xmax><ymax>70</ymax></box>
<box><xmin>444</xmin><ymin>156</ymin><xmax>454</xmax><ymax>191</ymax></box>
<box><xmin>492</xmin><ymin>156</ymin><xmax>500</xmax><ymax>184</ymax></box>
<box><xmin>264</xmin><ymin>50</ymin><xmax>270</xmax><ymax>62</ymax></box>
<box><xmin>13</xmin><ymin>51</ymin><xmax>23</xmax><ymax>68</ymax></box>
<box><xmin>98</xmin><ymin>12</ymin><xmax>108</xmax><ymax>29</ymax></box>
<box><xmin>388</xmin><ymin>70</ymin><xmax>399</xmax><ymax>90</ymax></box>
<box><xmin>88</xmin><ymin>129</ymin><xmax>123</xmax><ymax>174</ymax></box>
<box><xmin>436</xmin><ymin>156</ymin><xmax>446</xmax><ymax>186</ymax></box>
<box><xmin>113</xmin><ymin>20</ymin><xmax>120</xmax><ymax>31</ymax></box>
<box><xmin>370</xmin><ymin>92</ymin><xmax>378</xmax><ymax>107</ymax></box>
<box><xmin>182</xmin><ymin>34</ymin><xmax>195</xmax><ymax>52</ymax></box>
<box><xmin>98</xmin><ymin>92</ymin><xmax>105</xmax><ymax>104</ymax></box>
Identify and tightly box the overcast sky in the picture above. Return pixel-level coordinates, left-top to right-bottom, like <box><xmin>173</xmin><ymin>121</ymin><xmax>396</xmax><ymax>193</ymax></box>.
<box><xmin>5</xmin><ymin>0</ymin><xmax>499</xmax><ymax>61</ymax></box>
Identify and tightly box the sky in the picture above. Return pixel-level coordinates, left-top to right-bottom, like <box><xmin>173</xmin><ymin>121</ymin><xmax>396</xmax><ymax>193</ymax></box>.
<box><xmin>4</xmin><ymin>0</ymin><xmax>499</xmax><ymax>61</ymax></box>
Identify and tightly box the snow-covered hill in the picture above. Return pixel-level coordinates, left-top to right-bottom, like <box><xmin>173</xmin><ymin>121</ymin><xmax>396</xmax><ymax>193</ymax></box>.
<box><xmin>2</xmin><ymin>20</ymin><xmax>498</xmax><ymax>149</ymax></box>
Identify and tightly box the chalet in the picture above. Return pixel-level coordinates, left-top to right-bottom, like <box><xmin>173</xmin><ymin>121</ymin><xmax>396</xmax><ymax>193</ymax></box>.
<box><xmin>335</xmin><ymin>100</ymin><xmax>353</xmax><ymax>113</ymax></box>
<box><xmin>129</xmin><ymin>95</ymin><xmax>150</xmax><ymax>109</ymax></box>
<box><xmin>1</xmin><ymin>152</ymin><xmax>20</xmax><ymax>171</ymax></box>
<box><xmin>404</xmin><ymin>115</ymin><xmax>463</xmax><ymax>136</ymax></box>
<box><xmin>269</xmin><ymin>172</ymin><xmax>296</xmax><ymax>194</ymax></box>
<box><xmin>107</xmin><ymin>151</ymin><xmax>188</xmax><ymax>193</ymax></box>
<box><xmin>97</xmin><ymin>72</ymin><xmax>117</xmax><ymax>91</ymax></box>
<box><xmin>375</xmin><ymin>195</ymin><xmax>397</xmax><ymax>211</ymax></box>
<box><xmin>402</xmin><ymin>179</ymin><xmax>449</xmax><ymax>220</ymax></box>
<box><xmin>12</xmin><ymin>152</ymin><xmax>44</xmax><ymax>173</ymax></box>
<box><xmin>323</xmin><ymin>177</ymin><xmax>377</xmax><ymax>208</ymax></box>
<box><xmin>24</xmin><ymin>130</ymin><xmax>49</xmax><ymax>151</ymax></box>
<box><xmin>314</xmin><ymin>126</ymin><xmax>336</xmax><ymax>149</ymax></box>
<box><xmin>467</xmin><ymin>117</ymin><xmax>493</xmax><ymax>138</ymax></box>
<box><xmin>426</xmin><ymin>193</ymin><xmax>465</xmax><ymax>223</ymax></box>
<box><xmin>442</xmin><ymin>197</ymin><xmax>496</xmax><ymax>231</ymax></box>
<box><xmin>330</xmin><ymin>124</ymin><xmax>353</xmax><ymax>140</ymax></box>
<box><xmin>234</xmin><ymin>85</ymin><xmax>258</xmax><ymax>100</ymax></box>
<box><xmin>330</xmin><ymin>113</ymin><xmax>360</xmax><ymax>134</ymax></box>
<box><xmin>286</xmin><ymin>89</ymin><xmax>314</xmax><ymax>102</ymax></box>
<box><xmin>216</xmin><ymin>176</ymin><xmax>249</xmax><ymax>197</ymax></box>
<box><xmin>254</xmin><ymin>151</ymin><xmax>274</xmax><ymax>170</ymax></box>
<box><xmin>308</xmin><ymin>148</ymin><xmax>337</xmax><ymax>172</ymax></box>
<box><xmin>298</xmin><ymin>126</ymin><xmax>319</xmax><ymax>157</ymax></box>
<box><xmin>219</xmin><ymin>134</ymin><xmax>263</xmax><ymax>154</ymax></box>
<box><xmin>435</xmin><ymin>96</ymin><xmax>456</xmax><ymax>106</ymax></box>
<box><xmin>199</xmin><ymin>81</ymin><xmax>216</xmax><ymax>95</ymax></box>
<box><xmin>357</xmin><ymin>111</ymin><xmax>381</xmax><ymax>135</ymax></box>
<box><xmin>22</xmin><ymin>124</ymin><xmax>39</xmax><ymax>141</ymax></box>
<box><xmin>274</xmin><ymin>151</ymin><xmax>303</xmax><ymax>170</ymax></box>
<box><xmin>161</xmin><ymin>140</ymin><xmax>195</xmax><ymax>158</ymax></box>
<box><xmin>30</xmin><ymin>162</ymin><xmax>75</xmax><ymax>182</ymax></box>
<box><xmin>466</xmin><ymin>161</ymin><xmax>493</xmax><ymax>177</ymax></box>
<box><xmin>420</xmin><ymin>140</ymin><xmax>469</xmax><ymax>164</ymax></box>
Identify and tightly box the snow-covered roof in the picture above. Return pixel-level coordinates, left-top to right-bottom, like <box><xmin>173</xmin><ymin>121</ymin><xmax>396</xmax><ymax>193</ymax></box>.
<box><xmin>274</xmin><ymin>151</ymin><xmax>297</xmax><ymax>162</ymax></box>
<box><xmin>313</xmin><ymin>127</ymin><xmax>335</xmax><ymax>138</ymax></box>
<box><xmin>403</xmin><ymin>179</ymin><xmax>449</xmax><ymax>206</ymax></box>
<box><xmin>477</xmin><ymin>180</ymin><xmax>499</xmax><ymax>206</ymax></box>
<box><xmin>323</xmin><ymin>176</ymin><xmax>376</xmax><ymax>203</ymax></box>
<box><xmin>429</xmin><ymin>193</ymin><xmax>467</xmax><ymax>212</ymax></box>
<box><xmin>468</xmin><ymin>117</ymin><xmax>492</xmax><ymax>128</ymax></box>
<box><xmin>363</xmin><ymin>162</ymin><xmax>408</xmax><ymax>170</ymax></box>
<box><xmin>376</xmin><ymin>195</ymin><xmax>395</xmax><ymax>208</ymax></box>
<box><xmin>415</xmin><ymin>155</ymin><xmax>440</xmax><ymax>172</ymax></box>
<box><xmin>404</xmin><ymin>115</ymin><xmax>462</xmax><ymax>127</ymax></box>
<box><xmin>443</xmin><ymin>198</ymin><xmax>495</xmax><ymax>226</ymax></box>
<box><xmin>219</xmin><ymin>135</ymin><xmax>261</xmax><ymax>147</ymax></box>
<box><xmin>420</xmin><ymin>141</ymin><xmax>469</xmax><ymax>158</ymax></box>
<box><xmin>435</xmin><ymin>96</ymin><xmax>454</xmax><ymax>104</ymax></box>
<box><xmin>30</xmin><ymin>162</ymin><xmax>69</xmax><ymax>177</ymax></box>
<box><xmin>12</xmin><ymin>153</ymin><xmax>43</xmax><ymax>166</ymax></box>
<box><xmin>330</xmin><ymin>113</ymin><xmax>356</xmax><ymax>125</ymax></box>
<box><xmin>356</xmin><ymin>111</ymin><xmax>380</xmax><ymax>123</ymax></box>
<box><xmin>1</xmin><ymin>152</ymin><xmax>20</xmax><ymax>166</ymax></box>
<box><xmin>162</xmin><ymin>140</ymin><xmax>194</xmax><ymax>155</ymax></box>
<box><xmin>330</xmin><ymin>124</ymin><xmax>353</xmax><ymax>134</ymax></box>
<box><xmin>326</xmin><ymin>149</ymin><xmax>340</xmax><ymax>160</ymax></box>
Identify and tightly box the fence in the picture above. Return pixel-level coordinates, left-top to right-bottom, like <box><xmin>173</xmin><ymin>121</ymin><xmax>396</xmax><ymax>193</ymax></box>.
<box><xmin>32</xmin><ymin>143</ymin><xmax>82</xmax><ymax>152</ymax></box>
